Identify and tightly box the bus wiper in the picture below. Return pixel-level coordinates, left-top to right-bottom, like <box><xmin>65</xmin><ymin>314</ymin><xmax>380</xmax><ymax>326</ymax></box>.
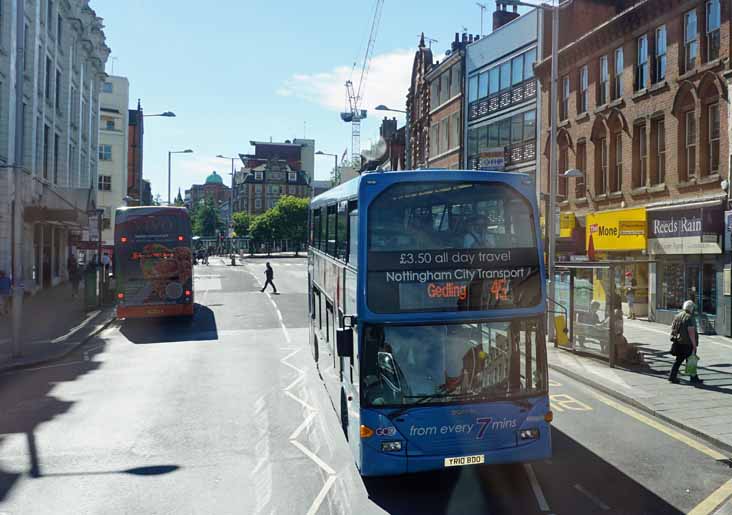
<box><xmin>386</xmin><ymin>392</ymin><xmax>483</xmax><ymax>420</ymax></box>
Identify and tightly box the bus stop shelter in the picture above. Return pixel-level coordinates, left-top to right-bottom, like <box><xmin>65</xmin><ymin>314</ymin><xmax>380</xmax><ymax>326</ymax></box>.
<box><xmin>552</xmin><ymin>260</ymin><xmax>653</xmax><ymax>367</ymax></box>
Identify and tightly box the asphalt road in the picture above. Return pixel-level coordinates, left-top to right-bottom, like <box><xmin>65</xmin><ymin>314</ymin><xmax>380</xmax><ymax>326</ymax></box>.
<box><xmin>0</xmin><ymin>256</ymin><xmax>730</xmax><ymax>514</ymax></box>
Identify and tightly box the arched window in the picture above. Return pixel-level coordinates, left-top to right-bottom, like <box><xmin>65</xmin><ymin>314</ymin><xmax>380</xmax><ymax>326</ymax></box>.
<box><xmin>698</xmin><ymin>74</ymin><xmax>722</xmax><ymax>176</ymax></box>
<box><xmin>672</xmin><ymin>84</ymin><xmax>697</xmax><ymax>181</ymax></box>
<box><xmin>591</xmin><ymin>117</ymin><xmax>608</xmax><ymax>195</ymax></box>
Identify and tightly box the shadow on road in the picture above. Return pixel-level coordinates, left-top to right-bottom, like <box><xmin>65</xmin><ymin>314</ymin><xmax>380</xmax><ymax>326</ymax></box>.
<box><xmin>0</xmin><ymin>339</ymin><xmax>108</xmax><ymax>502</ymax></box>
<box><xmin>119</xmin><ymin>304</ymin><xmax>218</xmax><ymax>344</ymax></box>
<box><xmin>363</xmin><ymin>427</ymin><xmax>683</xmax><ymax>514</ymax></box>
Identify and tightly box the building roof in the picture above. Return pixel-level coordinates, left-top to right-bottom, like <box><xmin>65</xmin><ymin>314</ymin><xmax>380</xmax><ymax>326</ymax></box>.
<box><xmin>249</xmin><ymin>140</ymin><xmax>305</xmax><ymax>148</ymax></box>
<box><xmin>206</xmin><ymin>171</ymin><xmax>224</xmax><ymax>185</ymax></box>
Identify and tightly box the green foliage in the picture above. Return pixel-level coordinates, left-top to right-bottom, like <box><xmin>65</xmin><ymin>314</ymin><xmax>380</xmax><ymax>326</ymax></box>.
<box><xmin>248</xmin><ymin>195</ymin><xmax>309</xmax><ymax>245</ymax></box>
<box><xmin>231</xmin><ymin>212</ymin><xmax>252</xmax><ymax>238</ymax></box>
<box><xmin>192</xmin><ymin>197</ymin><xmax>223</xmax><ymax>237</ymax></box>
<box><xmin>249</xmin><ymin>209</ymin><xmax>278</xmax><ymax>242</ymax></box>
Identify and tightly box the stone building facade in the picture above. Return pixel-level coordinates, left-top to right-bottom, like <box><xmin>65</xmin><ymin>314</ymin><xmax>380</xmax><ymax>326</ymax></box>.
<box><xmin>0</xmin><ymin>0</ymin><xmax>109</xmax><ymax>292</ymax></box>
<box><xmin>406</xmin><ymin>34</ymin><xmax>433</xmax><ymax>169</ymax></box>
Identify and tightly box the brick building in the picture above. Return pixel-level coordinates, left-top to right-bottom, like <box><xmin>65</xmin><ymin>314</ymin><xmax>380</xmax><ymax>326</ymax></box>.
<box><xmin>536</xmin><ymin>0</ymin><xmax>731</xmax><ymax>333</ymax></box>
<box><xmin>425</xmin><ymin>33</ymin><xmax>473</xmax><ymax>169</ymax></box>
<box><xmin>406</xmin><ymin>34</ymin><xmax>434</xmax><ymax>169</ymax></box>
<box><xmin>127</xmin><ymin>101</ymin><xmax>144</xmax><ymax>204</ymax></box>
<box><xmin>185</xmin><ymin>172</ymin><xmax>231</xmax><ymax>208</ymax></box>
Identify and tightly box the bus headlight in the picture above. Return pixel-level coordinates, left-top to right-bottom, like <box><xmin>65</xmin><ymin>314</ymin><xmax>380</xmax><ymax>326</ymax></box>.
<box><xmin>381</xmin><ymin>441</ymin><xmax>402</xmax><ymax>452</ymax></box>
<box><xmin>518</xmin><ymin>428</ymin><xmax>540</xmax><ymax>440</ymax></box>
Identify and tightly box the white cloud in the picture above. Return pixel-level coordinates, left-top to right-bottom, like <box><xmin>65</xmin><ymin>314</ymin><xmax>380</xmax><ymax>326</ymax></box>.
<box><xmin>278</xmin><ymin>49</ymin><xmax>414</xmax><ymax>113</ymax></box>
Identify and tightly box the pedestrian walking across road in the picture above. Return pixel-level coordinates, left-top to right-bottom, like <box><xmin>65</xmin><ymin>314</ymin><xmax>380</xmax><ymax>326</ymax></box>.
<box><xmin>669</xmin><ymin>300</ymin><xmax>703</xmax><ymax>385</ymax></box>
<box><xmin>260</xmin><ymin>262</ymin><xmax>277</xmax><ymax>294</ymax></box>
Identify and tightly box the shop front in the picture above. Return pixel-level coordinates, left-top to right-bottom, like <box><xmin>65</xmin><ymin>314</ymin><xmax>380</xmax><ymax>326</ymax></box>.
<box><xmin>648</xmin><ymin>199</ymin><xmax>725</xmax><ymax>334</ymax></box>
<box><xmin>586</xmin><ymin>208</ymin><xmax>648</xmax><ymax>317</ymax></box>
<box><xmin>556</xmin><ymin>213</ymin><xmax>586</xmax><ymax>261</ymax></box>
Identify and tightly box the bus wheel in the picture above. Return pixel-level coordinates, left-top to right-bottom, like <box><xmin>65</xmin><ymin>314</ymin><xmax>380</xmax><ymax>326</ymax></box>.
<box><xmin>340</xmin><ymin>390</ymin><xmax>349</xmax><ymax>441</ymax></box>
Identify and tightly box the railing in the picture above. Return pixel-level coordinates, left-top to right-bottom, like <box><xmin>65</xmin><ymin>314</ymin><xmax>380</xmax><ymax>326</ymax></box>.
<box><xmin>468</xmin><ymin>79</ymin><xmax>537</xmax><ymax>122</ymax></box>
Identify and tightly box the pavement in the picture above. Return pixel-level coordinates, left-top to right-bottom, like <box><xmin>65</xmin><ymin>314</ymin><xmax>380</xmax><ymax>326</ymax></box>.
<box><xmin>0</xmin><ymin>281</ymin><xmax>116</xmax><ymax>373</ymax></box>
<box><xmin>0</xmin><ymin>258</ymin><xmax>731</xmax><ymax>514</ymax></box>
<box><xmin>548</xmin><ymin>317</ymin><xmax>732</xmax><ymax>454</ymax></box>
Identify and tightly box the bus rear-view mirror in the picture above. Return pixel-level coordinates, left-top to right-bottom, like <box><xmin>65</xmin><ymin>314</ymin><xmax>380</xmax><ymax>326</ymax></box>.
<box><xmin>336</xmin><ymin>328</ymin><xmax>353</xmax><ymax>358</ymax></box>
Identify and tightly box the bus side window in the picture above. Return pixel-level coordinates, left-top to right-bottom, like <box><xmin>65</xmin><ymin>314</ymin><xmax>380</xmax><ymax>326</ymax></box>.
<box><xmin>337</xmin><ymin>201</ymin><xmax>347</xmax><ymax>260</ymax></box>
<box><xmin>319</xmin><ymin>207</ymin><xmax>327</xmax><ymax>251</ymax></box>
<box><xmin>348</xmin><ymin>202</ymin><xmax>358</xmax><ymax>265</ymax></box>
<box><xmin>311</xmin><ymin>209</ymin><xmax>320</xmax><ymax>248</ymax></box>
<box><xmin>326</xmin><ymin>205</ymin><xmax>337</xmax><ymax>256</ymax></box>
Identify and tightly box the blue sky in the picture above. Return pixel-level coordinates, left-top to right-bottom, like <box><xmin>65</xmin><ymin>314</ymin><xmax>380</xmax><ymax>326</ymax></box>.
<box><xmin>93</xmin><ymin>0</ymin><xmax>526</xmax><ymax>200</ymax></box>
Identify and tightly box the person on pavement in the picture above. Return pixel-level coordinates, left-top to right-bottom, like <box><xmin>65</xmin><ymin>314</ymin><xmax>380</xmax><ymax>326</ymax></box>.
<box><xmin>625</xmin><ymin>271</ymin><xmax>637</xmax><ymax>319</ymax></box>
<box><xmin>261</xmin><ymin>262</ymin><xmax>277</xmax><ymax>294</ymax></box>
<box><xmin>669</xmin><ymin>300</ymin><xmax>703</xmax><ymax>385</ymax></box>
<box><xmin>0</xmin><ymin>270</ymin><xmax>11</xmax><ymax>316</ymax></box>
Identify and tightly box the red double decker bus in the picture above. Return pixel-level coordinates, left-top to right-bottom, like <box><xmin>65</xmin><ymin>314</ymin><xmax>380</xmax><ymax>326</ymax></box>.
<box><xmin>114</xmin><ymin>206</ymin><xmax>194</xmax><ymax>319</ymax></box>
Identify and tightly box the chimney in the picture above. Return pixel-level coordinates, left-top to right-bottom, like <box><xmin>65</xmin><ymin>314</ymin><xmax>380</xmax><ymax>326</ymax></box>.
<box><xmin>452</xmin><ymin>32</ymin><xmax>459</xmax><ymax>51</ymax></box>
<box><xmin>462</xmin><ymin>32</ymin><xmax>468</xmax><ymax>44</ymax></box>
<box><xmin>474</xmin><ymin>34</ymin><xmax>480</xmax><ymax>41</ymax></box>
<box><xmin>493</xmin><ymin>1</ymin><xmax>520</xmax><ymax>31</ymax></box>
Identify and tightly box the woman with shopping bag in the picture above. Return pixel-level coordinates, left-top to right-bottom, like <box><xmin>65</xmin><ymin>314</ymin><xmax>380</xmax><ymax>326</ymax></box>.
<box><xmin>669</xmin><ymin>300</ymin><xmax>703</xmax><ymax>385</ymax></box>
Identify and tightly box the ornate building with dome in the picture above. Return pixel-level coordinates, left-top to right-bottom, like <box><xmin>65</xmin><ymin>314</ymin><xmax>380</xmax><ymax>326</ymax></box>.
<box><xmin>184</xmin><ymin>171</ymin><xmax>231</xmax><ymax>208</ymax></box>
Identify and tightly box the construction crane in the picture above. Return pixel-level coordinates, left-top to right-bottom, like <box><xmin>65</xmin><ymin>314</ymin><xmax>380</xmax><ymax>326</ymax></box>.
<box><xmin>341</xmin><ymin>0</ymin><xmax>384</xmax><ymax>169</ymax></box>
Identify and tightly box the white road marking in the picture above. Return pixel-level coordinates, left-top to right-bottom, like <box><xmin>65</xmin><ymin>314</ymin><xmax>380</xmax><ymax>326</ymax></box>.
<box><xmin>291</xmin><ymin>440</ymin><xmax>336</xmax><ymax>475</ymax></box>
<box><xmin>50</xmin><ymin>310</ymin><xmax>100</xmax><ymax>343</ymax></box>
<box><xmin>284</xmin><ymin>390</ymin><xmax>316</xmax><ymax>412</ymax></box>
<box><xmin>305</xmin><ymin>475</ymin><xmax>337</xmax><ymax>515</ymax></box>
<box><xmin>290</xmin><ymin>411</ymin><xmax>317</xmax><ymax>441</ymax></box>
<box><xmin>284</xmin><ymin>374</ymin><xmax>305</xmax><ymax>392</ymax></box>
<box><xmin>574</xmin><ymin>483</ymin><xmax>610</xmax><ymax>511</ymax></box>
<box><xmin>524</xmin><ymin>464</ymin><xmax>551</xmax><ymax>512</ymax></box>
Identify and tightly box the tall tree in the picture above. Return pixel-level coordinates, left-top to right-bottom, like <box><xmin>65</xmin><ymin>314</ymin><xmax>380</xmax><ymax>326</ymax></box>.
<box><xmin>271</xmin><ymin>196</ymin><xmax>309</xmax><ymax>252</ymax></box>
<box><xmin>231</xmin><ymin>212</ymin><xmax>252</xmax><ymax>238</ymax></box>
<box><xmin>192</xmin><ymin>197</ymin><xmax>222</xmax><ymax>237</ymax></box>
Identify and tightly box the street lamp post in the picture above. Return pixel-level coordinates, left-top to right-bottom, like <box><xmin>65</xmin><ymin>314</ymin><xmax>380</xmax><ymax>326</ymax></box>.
<box><xmin>503</xmin><ymin>0</ymin><xmax>572</xmax><ymax>341</ymax></box>
<box><xmin>142</xmin><ymin>110</ymin><xmax>176</xmax><ymax>205</ymax></box>
<box><xmin>217</xmin><ymin>155</ymin><xmax>237</xmax><ymax>229</ymax></box>
<box><xmin>168</xmin><ymin>149</ymin><xmax>193</xmax><ymax>205</ymax></box>
<box><xmin>315</xmin><ymin>151</ymin><xmax>339</xmax><ymax>186</ymax></box>
<box><xmin>375</xmin><ymin>105</ymin><xmax>408</xmax><ymax>169</ymax></box>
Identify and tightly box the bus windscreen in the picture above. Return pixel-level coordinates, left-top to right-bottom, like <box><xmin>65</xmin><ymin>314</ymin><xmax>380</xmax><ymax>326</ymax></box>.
<box><xmin>367</xmin><ymin>182</ymin><xmax>541</xmax><ymax>313</ymax></box>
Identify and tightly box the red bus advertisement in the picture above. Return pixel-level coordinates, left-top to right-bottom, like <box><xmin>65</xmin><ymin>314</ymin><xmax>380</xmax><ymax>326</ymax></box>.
<box><xmin>114</xmin><ymin>206</ymin><xmax>194</xmax><ymax>319</ymax></box>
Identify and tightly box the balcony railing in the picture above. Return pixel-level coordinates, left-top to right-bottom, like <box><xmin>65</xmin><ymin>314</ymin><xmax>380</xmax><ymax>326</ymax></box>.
<box><xmin>468</xmin><ymin>79</ymin><xmax>537</xmax><ymax>122</ymax></box>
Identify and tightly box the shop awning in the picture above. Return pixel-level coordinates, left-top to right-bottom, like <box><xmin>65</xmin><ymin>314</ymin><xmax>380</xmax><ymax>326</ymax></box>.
<box><xmin>646</xmin><ymin>196</ymin><xmax>725</xmax><ymax>212</ymax></box>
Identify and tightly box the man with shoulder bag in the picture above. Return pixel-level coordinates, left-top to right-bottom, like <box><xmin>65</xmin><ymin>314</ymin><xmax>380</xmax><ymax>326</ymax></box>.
<box><xmin>669</xmin><ymin>300</ymin><xmax>702</xmax><ymax>385</ymax></box>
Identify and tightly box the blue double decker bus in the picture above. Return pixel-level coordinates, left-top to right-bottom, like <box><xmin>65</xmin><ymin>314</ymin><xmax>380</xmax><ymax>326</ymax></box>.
<box><xmin>308</xmin><ymin>170</ymin><xmax>551</xmax><ymax>477</ymax></box>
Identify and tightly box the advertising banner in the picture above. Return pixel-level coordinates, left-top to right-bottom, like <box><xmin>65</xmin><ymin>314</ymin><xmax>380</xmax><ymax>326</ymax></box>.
<box><xmin>585</xmin><ymin>208</ymin><xmax>646</xmax><ymax>252</ymax></box>
<box><xmin>647</xmin><ymin>205</ymin><xmax>722</xmax><ymax>254</ymax></box>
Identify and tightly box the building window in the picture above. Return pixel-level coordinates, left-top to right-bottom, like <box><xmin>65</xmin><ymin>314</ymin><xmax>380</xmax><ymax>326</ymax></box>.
<box><xmin>560</xmin><ymin>75</ymin><xmax>569</xmax><ymax>121</ymax></box>
<box><xmin>98</xmin><ymin>175</ymin><xmax>111</xmax><ymax>191</ymax></box>
<box><xmin>636</xmin><ymin>35</ymin><xmax>648</xmax><ymax>91</ymax></box>
<box><xmin>439</xmin><ymin>118</ymin><xmax>449</xmax><ymax>154</ymax></box>
<box><xmin>633</xmin><ymin>123</ymin><xmax>647</xmax><ymax>188</ymax></box>
<box><xmin>524</xmin><ymin>48</ymin><xmax>536</xmax><ymax>79</ymax></box>
<box><xmin>439</xmin><ymin>72</ymin><xmax>450</xmax><ymax>105</ymax></box>
<box><xmin>450</xmin><ymin>62</ymin><xmax>461</xmax><ymax>98</ymax></box>
<box><xmin>255</xmin><ymin>198</ymin><xmax>262</xmax><ymax>209</ymax></box>
<box><xmin>599</xmin><ymin>55</ymin><xmax>609</xmax><ymax>105</ymax></box>
<box><xmin>288</xmin><ymin>171</ymin><xmax>297</xmax><ymax>182</ymax></box>
<box><xmin>106</xmin><ymin>119</ymin><xmax>114</xmax><ymax>130</ymax></box>
<box><xmin>45</xmin><ymin>57</ymin><xmax>52</xmax><ymax>99</ymax></box>
<box><xmin>430</xmin><ymin>123</ymin><xmax>439</xmax><ymax>156</ymax></box>
<box><xmin>523</xmin><ymin>110</ymin><xmax>536</xmax><ymax>142</ymax></box>
<box><xmin>23</xmin><ymin>23</ymin><xmax>29</xmax><ymax>71</ymax></box>
<box><xmin>98</xmin><ymin>144</ymin><xmax>112</xmax><ymax>161</ymax></box>
<box><xmin>254</xmin><ymin>171</ymin><xmax>263</xmax><ymax>181</ymax></box>
<box><xmin>651</xmin><ymin>118</ymin><xmax>665</xmax><ymax>184</ymax></box>
<box><xmin>612</xmin><ymin>132</ymin><xmax>622</xmax><ymax>192</ymax></box>
<box><xmin>596</xmin><ymin>137</ymin><xmax>607</xmax><ymax>195</ymax></box>
<box><xmin>685</xmin><ymin>110</ymin><xmax>697</xmax><ymax>179</ymax></box>
<box><xmin>55</xmin><ymin>70</ymin><xmax>61</xmax><ymax>108</ymax></box>
<box><xmin>707</xmin><ymin>0</ymin><xmax>720</xmax><ymax>61</ymax></box>
<box><xmin>654</xmin><ymin>26</ymin><xmax>667</xmax><ymax>83</ymax></box>
<box><xmin>511</xmin><ymin>54</ymin><xmax>523</xmax><ymax>86</ymax></box>
<box><xmin>468</xmin><ymin>75</ymin><xmax>478</xmax><ymax>102</ymax></box>
<box><xmin>708</xmin><ymin>102</ymin><xmax>720</xmax><ymax>172</ymax></box>
<box><xmin>576</xmin><ymin>141</ymin><xmax>586</xmax><ymax>198</ymax></box>
<box><xmin>478</xmin><ymin>71</ymin><xmax>489</xmax><ymax>99</ymax></box>
<box><xmin>43</xmin><ymin>124</ymin><xmax>50</xmax><ymax>180</ymax></box>
<box><xmin>578</xmin><ymin>65</ymin><xmax>588</xmax><ymax>114</ymax></box>
<box><xmin>613</xmin><ymin>47</ymin><xmax>623</xmax><ymax>99</ymax></box>
<box><xmin>57</xmin><ymin>14</ymin><xmax>62</xmax><ymax>42</ymax></box>
<box><xmin>102</xmin><ymin>82</ymin><xmax>113</xmax><ymax>93</ymax></box>
<box><xmin>558</xmin><ymin>146</ymin><xmax>568</xmax><ymax>198</ymax></box>
<box><xmin>489</xmin><ymin>67</ymin><xmax>499</xmax><ymax>95</ymax></box>
<box><xmin>53</xmin><ymin>133</ymin><xmax>59</xmax><ymax>184</ymax></box>
<box><xmin>255</xmin><ymin>184</ymin><xmax>262</xmax><ymax>193</ymax></box>
<box><xmin>511</xmin><ymin>113</ymin><xmax>523</xmax><ymax>145</ymax></box>
<box><xmin>449</xmin><ymin>111</ymin><xmax>460</xmax><ymax>150</ymax></box>
<box><xmin>430</xmin><ymin>80</ymin><xmax>439</xmax><ymax>110</ymax></box>
<box><xmin>499</xmin><ymin>61</ymin><xmax>511</xmax><ymax>91</ymax></box>
<box><xmin>684</xmin><ymin>10</ymin><xmax>698</xmax><ymax>73</ymax></box>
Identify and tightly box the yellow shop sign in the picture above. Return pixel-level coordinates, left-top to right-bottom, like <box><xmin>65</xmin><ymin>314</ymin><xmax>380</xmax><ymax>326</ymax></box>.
<box><xmin>560</xmin><ymin>213</ymin><xmax>576</xmax><ymax>238</ymax></box>
<box><xmin>586</xmin><ymin>208</ymin><xmax>646</xmax><ymax>251</ymax></box>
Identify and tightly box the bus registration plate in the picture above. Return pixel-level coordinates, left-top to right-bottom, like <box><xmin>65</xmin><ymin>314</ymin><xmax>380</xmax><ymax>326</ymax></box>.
<box><xmin>444</xmin><ymin>454</ymin><xmax>485</xmax><ymax>467</ymax></box>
